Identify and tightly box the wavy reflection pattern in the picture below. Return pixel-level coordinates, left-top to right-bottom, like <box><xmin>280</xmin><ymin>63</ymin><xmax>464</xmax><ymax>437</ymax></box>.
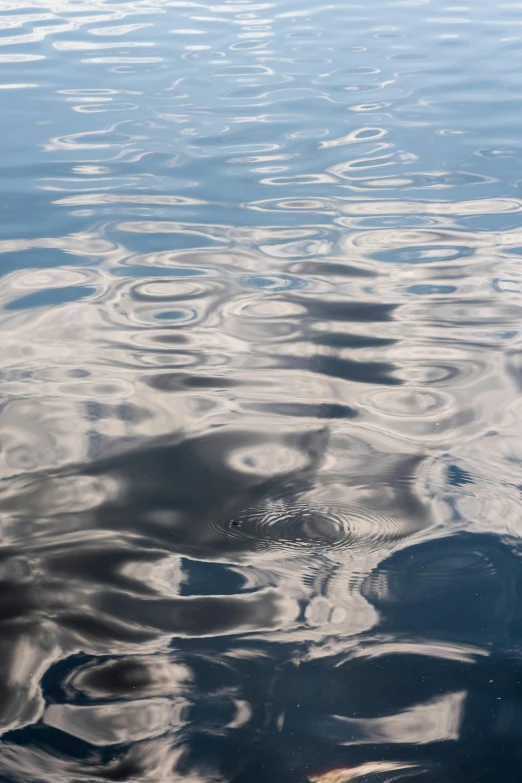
<box><xmin>1</xmin><ymin>0</ymin><xmax>522</xmax><ymax>780</ymax></box>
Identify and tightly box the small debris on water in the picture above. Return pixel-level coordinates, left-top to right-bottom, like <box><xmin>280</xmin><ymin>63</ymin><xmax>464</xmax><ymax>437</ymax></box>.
<box><xmin>309</xmin><ymin>761</ymin><xmax>418</xmax><ymax>783</ymax></box>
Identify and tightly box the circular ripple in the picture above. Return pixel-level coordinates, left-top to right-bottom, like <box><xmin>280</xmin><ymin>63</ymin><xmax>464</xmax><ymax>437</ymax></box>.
<box><xmin>392</xmin><ymin>360</ymin><xmax>485</xmax><ymax>386</ymax></box>
<box><xmin>239</xmin><ymin>274</ymin><xmax>305</xmax><ymax>292</ymax></box>
<box><xmin>210</xmin><ymin>497</ymin><xmax>414</xmax><ymax>555</ymax></box>
<box><xmin>365</xmin><ymin>388</ymin><xmax>452</xmax><ymax>418</ymax></box>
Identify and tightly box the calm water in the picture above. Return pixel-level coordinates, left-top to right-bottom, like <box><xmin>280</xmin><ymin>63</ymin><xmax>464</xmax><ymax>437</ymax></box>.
<box><xmin>1</xmin><ymin>0</ymin><xmax>522</xmax><ymax>780</ymax></box>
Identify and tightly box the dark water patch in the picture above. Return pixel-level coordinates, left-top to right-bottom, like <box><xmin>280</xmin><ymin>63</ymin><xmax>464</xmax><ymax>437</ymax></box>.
<box><xmin>362</xmin><ymin>533</ymin><xmax>521</xmax><ymax>645</ymax></box>
<box><xmin>247</xmin><ymin>402</ymin><xmax>357</xmax><ymax>419</ymax></box>
<box><xmin>448</xmin><ymin>464</ymin><xmax>474</xmax><ymax>488</ymax></box>
<box><xmin>302</xmin><ymin>355</ymin><xmax>402</xmax><ymax>386</ymax></box>
<box><xmin>310</xmin><ymin>332</ymin><xmax>397</xmax><ymax>349</ymax></box>
<box><xmin>289</xmin><ymin>261</ymin><xmax>378</xmax><ymax>279</ymax></box>
<box><xmin>146</xmin><ymin>373</ymin><xmax>254</xmax><ymax>391</ymax></box>
<box><xmin>292</xmin><ymin>298</ymin><xmax>398</xmax><ymax>323</ymax></box>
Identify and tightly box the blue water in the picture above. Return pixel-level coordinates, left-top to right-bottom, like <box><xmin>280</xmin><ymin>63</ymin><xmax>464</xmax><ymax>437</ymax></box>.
<box><xmin>1</xmin><ymin>0</ymin><xmax>522</xmax><ymax>780</ymax></box>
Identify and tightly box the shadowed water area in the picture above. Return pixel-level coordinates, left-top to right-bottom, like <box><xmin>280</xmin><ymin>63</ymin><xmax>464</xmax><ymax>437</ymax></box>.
<box><xmin>1</xmin><ymin>0</ymin><xmax>522</xmax><ymax>780</ymax></box>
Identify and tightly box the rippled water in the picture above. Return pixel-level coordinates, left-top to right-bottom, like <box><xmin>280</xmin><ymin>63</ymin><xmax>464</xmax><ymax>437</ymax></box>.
<box><xmin>1</xmin><ymin>0</ymin><xmax>522</xmax><ymax>780</ymax></box>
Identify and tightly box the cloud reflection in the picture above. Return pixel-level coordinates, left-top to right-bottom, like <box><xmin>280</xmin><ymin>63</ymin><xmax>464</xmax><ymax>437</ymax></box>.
<box><xmin>1</xmin><ymin>0</ymin><xmax>522</xmax><ymax>778</ymax></box>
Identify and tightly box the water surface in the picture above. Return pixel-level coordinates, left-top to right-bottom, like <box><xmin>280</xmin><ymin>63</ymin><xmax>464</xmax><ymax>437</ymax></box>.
<box><xmin>1</xmin><ymin>0</ymin><xmax>522</xmax><ymax>780</ymax></box>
